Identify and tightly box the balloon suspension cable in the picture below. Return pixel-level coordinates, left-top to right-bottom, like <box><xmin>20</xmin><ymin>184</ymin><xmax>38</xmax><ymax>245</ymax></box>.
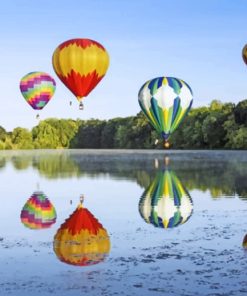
<box><xmin>79</xmin><ymin>101</ymin><xmax>84</xmax><ymax>110</ymax></box>
<box><xmin>79</xmin><ymin>194</ymin><xmax>84</xmax><ymax>205</ymax></box>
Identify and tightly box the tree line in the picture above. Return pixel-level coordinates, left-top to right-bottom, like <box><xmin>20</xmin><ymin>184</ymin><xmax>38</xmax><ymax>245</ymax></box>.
<box><xmin>0</xmin><ymin>99</ymin><xmax>247</xmax><ymax>150</ymax></box>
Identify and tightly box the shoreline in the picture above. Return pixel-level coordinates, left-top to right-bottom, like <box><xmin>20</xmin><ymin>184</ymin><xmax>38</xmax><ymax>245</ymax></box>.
<box><xmin>0</xmin><ymin>149</ymin><xmax>247</xmax><ymax>159</ymax></box>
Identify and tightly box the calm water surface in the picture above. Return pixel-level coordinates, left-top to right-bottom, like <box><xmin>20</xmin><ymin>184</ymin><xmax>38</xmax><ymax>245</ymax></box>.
<box><xmin>0</xmin><ymin>150</ymin><xmax>247</xmax><ymax>296</ymax></box>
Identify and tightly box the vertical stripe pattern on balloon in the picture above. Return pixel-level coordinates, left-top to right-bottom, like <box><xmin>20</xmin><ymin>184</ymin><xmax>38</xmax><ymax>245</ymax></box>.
<box><xmin>138</xmin><ymin>77</ymin><xmax>193</xmax><ymax>140</ymax></box>
<box><xmin>139</xmin><ymin>170</ymin><xmax>193</xmax><ymax>228</ymax></box>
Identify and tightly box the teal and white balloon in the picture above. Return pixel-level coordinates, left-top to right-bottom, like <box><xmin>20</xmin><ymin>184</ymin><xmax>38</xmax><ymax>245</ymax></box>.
<box><xmin>139</xmin><ymin>170</ymin><xmax>193</xmax><ymax>228</ymax></box>
<box><xmin>138</xmin><ymin>77</ymin><xmax>193</xmax><ymax>142</ymax></box>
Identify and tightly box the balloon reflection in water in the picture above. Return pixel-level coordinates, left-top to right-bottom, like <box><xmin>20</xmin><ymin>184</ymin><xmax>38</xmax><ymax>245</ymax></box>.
<box><xmin>242</xmin><ymin>234</ymin><xmax>247</xmax><ymax>249</ymax></box>
<box><xmin>53</xmin><ymin>202</ymin><xmax>110</xmax><ymax>266</ymax></box>
<box><xmin>139</xmin><ymin>170</ymin><xmax>193</xmax><ymax>228</ymax></box>
<box><xmin>20</xmin><ymin>191</ymin><xmax>57</xmax><ymax>229</ymax></box>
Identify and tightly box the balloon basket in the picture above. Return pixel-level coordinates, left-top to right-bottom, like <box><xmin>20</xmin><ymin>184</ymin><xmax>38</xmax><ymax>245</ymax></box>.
<box><xmin>163</xmin><ymin>141</ymin><xmax>170</xmax><ymax>149</ymax></box>
<box><xmin>79</xmin><ymin>102</ymin><xmax>84</xmax><ymax>110</ymax></box>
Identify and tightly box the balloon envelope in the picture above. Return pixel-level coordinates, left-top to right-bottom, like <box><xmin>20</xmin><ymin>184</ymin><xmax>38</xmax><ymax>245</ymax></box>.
<box><xmin>243</xmin><ymin>234</ymin><xmax>247</xmax><ymax>248</ymax></box>
<box><xmin>52</xmin><ymin>38</ymin><xmax>109</xmax><ymax>102</ymax></box>
<box><xmin>139</xmin><ymin>170</ymin><xmax>193</xmax><ymax>228</ymax></box>
<box><xmin>53</xmin><ymin>204</ymin><xmax>110</xmax><ymax>266</ymax></box>
<box><xmin>20</xmin><ymin>72</ymin><xmax>56</xmax><ymax>110</ymax></box>
<box><xmin>20</xmin><ymin>191</ymin><xmax>57</xmax><ymax>229</ymax></box>
<box><xmin>138</xmin><ymin>77</ymin><xmax>193</xmax><ymax>141</ymax></box>
<box><xmin>242</xmin><ymin>44</ymin><xmax>247</xmax><ymax>65</ymax></box>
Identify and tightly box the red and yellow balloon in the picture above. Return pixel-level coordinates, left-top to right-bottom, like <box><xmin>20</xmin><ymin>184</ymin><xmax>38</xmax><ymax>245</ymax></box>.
<box><xmin>52</xmin><ymin>38</ymin><xmax>109</xmax><ymax>109</ymax></box>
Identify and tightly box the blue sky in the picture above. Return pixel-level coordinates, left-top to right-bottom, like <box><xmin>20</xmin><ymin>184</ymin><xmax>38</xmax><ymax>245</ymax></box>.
<box><xmin>1</xmin><ymin>0</ymin><xmax>247</xmax><ymax>130</ymax></box>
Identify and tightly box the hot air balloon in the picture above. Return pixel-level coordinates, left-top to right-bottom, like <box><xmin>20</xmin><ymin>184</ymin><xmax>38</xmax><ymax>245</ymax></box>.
<box><xmin>53</xmin><ymin>201</ymin><xmax>110</xmax><ymax>266</ymax></box>
<box><xmin>138</xmin><ymin>77</ymin><xmax>193</xmax><ymax>148</ymax></box>
<box><xmin>52</xmin><ymin>38</ymin><xmax>109</xmax><ymax>109</ymax></box>
<box><xmin>242</xmin><ymin>44</ymin><xmax>247</xmax><ymax>65</ymax></box>
<box><xmin>20</xmin><ymin>72</ymin><xmax>56</xmax><ymax>117</ymax></box>
<box><xmin>242</xmin><ymin>234</ymin><xmax>247</xmax><ymax>249</ymax></box>
<box><xmin>20</xmin><ymin>191</ymin><xmax>57</xmax><ymax>229</ymax></box>
<box><xmin>139</xmin><ymin>170</ymin><xmax>193</xmax><ymax>229</ymax></box>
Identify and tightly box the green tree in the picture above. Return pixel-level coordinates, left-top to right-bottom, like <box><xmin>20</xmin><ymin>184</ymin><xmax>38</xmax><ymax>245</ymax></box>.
<box><xmin>201</xmin><ymin>101</ymin><xmax>234</xmax><ymax>148</ymax></box>
<box><xmin>234</xmin><ymin>99</ymin><xmax>247</xmax><ymax>125</ymax></box>
<box><xmin>101</xmin><ymin>118</ymin><xmax>125</xmax><ymax>148</ymax></box>
<box><xmin>11</xmin><ymin>127</ymin><xmax>34</xmax><ymax>149</ymax></box>
<box><xmin>0</xmin><ymin>126</ymin><xmax>6</xmax><ymax>141</ymax></box>
<box><xmin>73</xmin><ymin>119</ymin><xmax>106</xmax><ymax>148</ymax></box>
<box><xmin>32</xmin><ymin>121</ymin><xmax>60</xmax><ymax>148</ymax></box>
<box><xmin>1</xmin><ymin>136</ymin><xmax>14</xmax><ymax>150</ymax></box>
<box><xmin>115</xmin><ymin>123</ymin><xmax>131</xmax><ymax>148</ymax></box>
<box><xmin>0</xmin><ymin>99</ymin><xmax>246</xmax><ymax>150</ymax></box>
<box><xmin>171</xmin><ymin>107</ymin><xmax>209</xmax><ymax>149</ymax></box>
<box><xmin>44</xmin><ymin>118</ymin><xmax>79</xmax><ymax>148</ymax></box>
<box><xmin>128</xmin><ymin>112</ymin><xmax>156</xmax><ymax>149</ymax></box>
<box><xmin>224</xmin><ymin>114</ymin><xmax>247</xmax><ymax>149</ymax></box>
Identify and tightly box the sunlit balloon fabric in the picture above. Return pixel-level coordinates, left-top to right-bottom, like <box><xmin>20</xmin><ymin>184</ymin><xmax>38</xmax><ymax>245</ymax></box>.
<box><xmin>139</xmin><ymin>170</ymin><xmax>193</xmax><ymax>228</ymax></box>
<box><xmin>52</xmin><ymin>38</ymin><xmax>109</xmax><ymax>103</ymax></box>
<box><xmin>20</xmin><ymin>191</ymin><xmax>57</xmax><ymax>229</ymax></box>
<box><xmin>242</xmin><ymin>44</ymin><xmax>247</xmax><ymax>65</ymax></box>
<box><xmin>138</xmin><ymin>77</ymin><xmax>193</xmax><ymax>141</ymax></box>
<box><xmin>20</xmin><ymin>72</ymin><xmax>56</xmax><ymax>110</ymax></box>
<box><xmin>242</xmin><ymin>234</ymin><xmax>247</xmax><ymax>249</ymax></box>
<box><xmin>53</xmin><ymin>203</ymin><xmax>110</xmax><ymax>266</ymax></box>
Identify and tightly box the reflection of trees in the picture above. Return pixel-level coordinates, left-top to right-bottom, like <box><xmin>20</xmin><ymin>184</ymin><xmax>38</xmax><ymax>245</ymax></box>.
<box><xmin>0</xmin><ymin>151</ymin><xmax>247</xmax><ymax>199</ymax></box>
<box><xmin>0</xmin><ymin>156</ymin><xmax>6</xmax><ymax>170</ymax></box>
<box><xmin>174</xmin><ymin>161</ymin><xmax>247</xmax><ymax>199</ymax></box>
<box><xmin>69</xmin><ymin>156</ymin><xmax>247</xmax><ymax>199</ymax></box>
<box><xmin>0</xmin><ymin>152</ymin><xmax>81</xmax><ymax>178</ymax></box>
<box><xmin>32</xmin><ymin>154</ymin><xmax>81</xmax><ymax>179</ymax></box>
<box><xmin>70</xmin><ymin>155</ymin><xmax>247</xmax><ymax>199</ymax></box>
<box><xmin>0</xmin><ymin>154</ymin><xmax>31</xmax><ymax>170</ymax></box>
<box><xmin>11</xmin><ymin>156</ymin><xmax>32</xmax><ymax>170</ymax></box>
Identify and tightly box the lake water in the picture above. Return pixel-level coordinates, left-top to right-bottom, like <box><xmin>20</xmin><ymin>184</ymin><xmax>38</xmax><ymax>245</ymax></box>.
<box><xmin>0</xmin><ymin>150</ymin><xmax>247</xmax><ymax>296</ymax></box>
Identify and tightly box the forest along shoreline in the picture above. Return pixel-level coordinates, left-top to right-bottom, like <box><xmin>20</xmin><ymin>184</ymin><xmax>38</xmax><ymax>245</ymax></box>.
<box><xmin>0</xmin><ymin>99</ymin><xmax>247</xmax><ymax>150</ymax></box>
